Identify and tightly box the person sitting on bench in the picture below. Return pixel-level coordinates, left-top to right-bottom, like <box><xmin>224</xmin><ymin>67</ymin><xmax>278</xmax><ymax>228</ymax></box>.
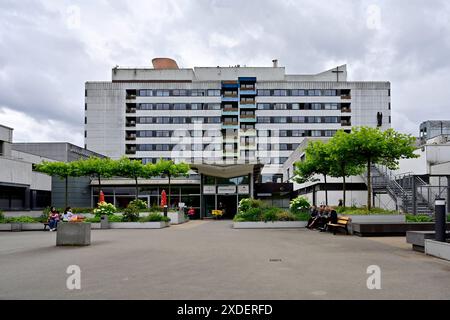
<box><xmin>320</xmin><ymin>207</ymin><xmax>338</xmax><ymax>232</ymax></box>
<box><xmin>48</xmin><ymin>207</ymin><xmax>60</xmax><ymax>231</ymax></box>
<box><xmin>308</xmin><ymin>205</ymin><xmax>325</xmax><ymax>229</ymax></box>
<box><xmin>306</xmin><ymin>205</ymin><xmax>318</xmax><ymax>229</ymax></box>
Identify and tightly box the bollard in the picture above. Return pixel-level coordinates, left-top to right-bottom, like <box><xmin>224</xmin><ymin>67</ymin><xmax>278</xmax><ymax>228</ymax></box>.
<box><xmin>434</xmin><ymin>198</ymin><xmax>446</xmax><ymax>242</ymax></box>
<box><xmin>100</xmin><ymin>214</ymin><xmax>110</xmax><ymax>229</ymax></box>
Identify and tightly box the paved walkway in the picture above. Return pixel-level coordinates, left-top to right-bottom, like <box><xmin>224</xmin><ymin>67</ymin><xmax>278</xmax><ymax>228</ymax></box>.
<box><xmin>1</xmin><ymin>221</ymin><xmax>449</xmax><ymax>299</ymax></box>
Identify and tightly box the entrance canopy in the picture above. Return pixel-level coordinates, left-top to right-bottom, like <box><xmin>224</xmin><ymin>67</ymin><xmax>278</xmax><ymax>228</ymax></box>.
<box><xmin>190</xmin><ymin>163</ymin><xmax>263</xmax><ymax>179</ymax></box>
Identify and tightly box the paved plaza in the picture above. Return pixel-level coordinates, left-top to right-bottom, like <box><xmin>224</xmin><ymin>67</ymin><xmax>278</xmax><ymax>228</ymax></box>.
<box><xmin>1</xmin><ymin>221</ymin><xmax>450</xmax><ymax>299</ymax></box>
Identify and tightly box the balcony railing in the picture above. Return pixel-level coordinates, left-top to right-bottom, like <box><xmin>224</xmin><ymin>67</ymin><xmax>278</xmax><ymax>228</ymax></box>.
<box><xmin>126</xmin><ymin>108</ymin><xmax>136</xmax><ymax>113</ymax></box>
<box><xmin>223</xmin><ymin>92</ymin><xmax>238</xmax><ymax>97</ymax></box>
<box><xmin>341</xmin><ymin>107</ymin><xmax>351</xmax><ymax>113</ymax></box>
<box><xmin>126</xmin><ymin>134</ymin><xmax>136</xmax><ymax>141</ymax></box>
<box><xmin>126</xmin><ymin>121</ymin><xmax>136</xmax><ymax>127</ymax></box>
<box><xmin>223</xmin><ymin>121</ymin><xmax>239</xmax><ymax>126</ymax></box>
<box><xmin>125</xmin><ymin>149</ymin><xmax>136</xmax><ymax>154</ymax></box>
<box><xmin>341</xmin><ymin>95</ymin><xmax>351</xmax><ymax>100</ymax></box>
<box><xmin>240</xmin><ymin>114</ymin><xmax>255</xmax><ymax>118</ymax></box>
<box><xmin>126</xmin><ymin>94</ymin><xmax>137</xmax><ymax>100</ymax></box>
<box><xmin>223</xmin><ymin>107</ymin><xmax>239</xmax><ymax>112</ymax></box>
<box><xmin>341</xmin><ymin>120</ymin><xmax>352</xmax><ymax>126</ymax></box>
<box><xmin>240</xmin><ymin>100</ymin><xmax>255</xmax><ymax>104</ymax></box>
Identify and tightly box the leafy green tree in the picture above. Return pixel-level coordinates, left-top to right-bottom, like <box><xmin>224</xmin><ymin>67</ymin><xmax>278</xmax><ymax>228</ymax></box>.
<box><xmin>35</xmin><ymin>161</ymin><xmax>78</xmax><ymax>208</ymax></box>
<box><xmin>328</xmin><ymin>130</ymin><xmax>365</xmax><ymax>207</ymax></box>
<box><xmin>348</xmin><ymin>127</ymin><xmax>418</xmax><ymax>210</ymax></box>
<box><xmin>293</xmin><ymin>140</ymin><xmax>333</xmax><ymax>205</ymax></box>
<box><xmin>73</xmin><ymin>157</ymin><xmax>114</xmax><ymax>196</ymax></box>
<box><xmin>154</xmin><ymin>159</ymin><xmax>190</xmax><ymax>208</ymax></box>
<box><xmin>112</xmin><ymin>157</ymin><xmax>147</xmax><ymax>199</ymax></box>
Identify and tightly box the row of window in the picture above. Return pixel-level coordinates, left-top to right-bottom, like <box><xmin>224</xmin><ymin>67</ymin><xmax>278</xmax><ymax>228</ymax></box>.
<box><xmin>136</xmin><ymin>103</ymin><xmax>221</xmax><ymax>110</ymax></box>
<box><xmin>139</xmin><ymin>157</ymin><xmax>288</xmax><ymax>165</ymax></box>
<box><xmin>137</xmin><ymin>117</ymin><xmax>222</xmax><ymax>124</ymax></box>
<box><xmin>131</xmin><ymin>89</ymin><xmax>349</xmax><ymax>97</ymax></box>
<box><xmin>137</xmin><ymin>89</ymin><xmax>221</xmax><ymax>97</ymax></box>
<box><xmin>257</xmin><ymin>116</ymin><xmax>341</xmax><ymax>123</ymax></box>
<box><xmin>132</xmin><ymin>129</ymin><xmax>338</xmax><ymax>138</ymax></box>
<box><xmin>134</xmin><ymin>144</ymin><xmax>301</xmax><ymax>152</ymax></box>
<box><xmin>257</xmin><ymin>89</ymin><xmax>348</xmax><ymax>96</ymax></box>
<box><xmin>257</xmin><ymin>103</ymin><xmax>346</xmax><ymax>110</ymax></box>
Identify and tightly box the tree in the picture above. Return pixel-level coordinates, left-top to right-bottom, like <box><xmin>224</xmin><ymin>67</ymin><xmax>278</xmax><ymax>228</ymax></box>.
<box><xmin>328</xmin><ymin>130</ymin><xmax>365</xmax><ymax>207</ymax></box>
<box><xmin>293</xmin><ymin>140</ymin><xmax>333</xmax><ymax>205</ymax></box>
<box><xmin>154</xmin><ymin>159</ymin><xmax>190</xmax><ymax>209</ymax></box>
<box><xmin>73</xmin><ymin>157</ymin><xmax>114</xmax><ymax>196</ymax></box>
<box><xmin>112</xmin><ymin>157</ymin><xmax>147</xmax><ymax>199</ymax></box>
<box><xmin>35</xmin><ymin>161</ymin><xmax>78</xmax><ymax>208</ymax></box>
<box><xmin>348</xmin><ymin>127</ymin><xmax>418</xmax><ymax>210</ymax></box>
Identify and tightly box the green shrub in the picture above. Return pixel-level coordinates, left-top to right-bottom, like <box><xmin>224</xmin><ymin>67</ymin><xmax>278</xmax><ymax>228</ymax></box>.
<box><xmin>6</xmin><ymin>216</ymin><xmax>39</xmax><ymax>223</ymax></box>
<box><xmin>262</xmin><ymin>208</ymin><xmax>278</xmax><ymax>222</ymax></box>
<box><xmin>109</xmin><ymin>215</ymin><xmax>123</xmax><ymax>222</ymax></box>
<box><xmin>406</xmin><ymin>214</ymin><xmax>434</xmax><ymax>223</ymax></box>
<box><xmin>238</xmin><ymin>198</ymin><xmax>266</xmax><ymax>214</ymax></box>
<box><xmin>234</xmin><ymin>207</ymin><xmax>263</xmax><ymax>222</ymax></box>
<box><xmin>337</xmin><ymin>207</ymin><xmax>397</xmax><ymax>215</ymax></box>
<box><xmin>149</xmin><ymin>204</ymin><xmax>163</xmax><ymax>213</ymax></box>
<box><xmin>85</xmin><ymin>216</ymin><xmax>101</xmax><ymax>223</ymax></box>
<box><xmin>293</xmin><ymin>211</ymin><xmax>310</xmax><ymax>221</ymax></box>
<box><xmin>93</xmin><ymin>202</ymin><xmax>117</xmax><ymax>217</ymax></box>
<box><xmin>129</xmin><ymin>199</ymin><xmax>147</xmax><ymax>210</ymax></box>
<box><xmin>276</xmin><ymin>211</ymin><xmax>296</xmax><ymax>221</ymax></box>
<box><xmin>289</xmin><ymin>196</ymin><xmax>310</xmax><ymax>215</ymax></box>
<box><xmin>139</xmin><ymin>213</ymin><xmax>170</xmax><ymax>222</ymax></box>
<box><xmin>123</xmin><ymin>204</ymin><xmax>140</xmax><ymax>222</ymax></box>
<box><xmin>0</xmin><ymin>210</ymin><xmax>5</xmax><ymax>223</ymax></box>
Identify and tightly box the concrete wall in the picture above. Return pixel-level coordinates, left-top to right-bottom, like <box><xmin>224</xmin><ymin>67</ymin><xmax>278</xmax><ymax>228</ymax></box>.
<box><xmin>0</xmin><ymin>157</ymin><xmax>31</xmax><ymax>186</ymax></box>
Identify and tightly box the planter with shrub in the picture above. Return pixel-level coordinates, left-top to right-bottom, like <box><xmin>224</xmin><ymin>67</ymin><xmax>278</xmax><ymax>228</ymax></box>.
<box><xmin>233</xmin><ymin>197</ymin><xmax>309</xmax><ymax>229</ymax></box>
<box><xmin>109</xmin><ymin>213</ymin><xmax>170</xmax><ymax>229</ymax></box>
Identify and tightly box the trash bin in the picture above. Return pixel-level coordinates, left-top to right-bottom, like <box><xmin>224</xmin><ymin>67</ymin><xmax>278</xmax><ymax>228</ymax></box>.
<box><xmin>100</xmin><ymin>215</ymin><xmax>110</xmax><ymax>229</ymax></box>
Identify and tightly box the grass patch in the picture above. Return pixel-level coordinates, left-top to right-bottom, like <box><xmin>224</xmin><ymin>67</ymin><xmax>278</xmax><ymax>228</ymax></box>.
<box><xmin>335</xmin><ymin>206</ymin><xmax>398</xmax><ymax>215</ymax></box>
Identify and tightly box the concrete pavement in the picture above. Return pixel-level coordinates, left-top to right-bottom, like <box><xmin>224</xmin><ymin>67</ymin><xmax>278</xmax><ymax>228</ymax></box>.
<box><xmin>1</xmin><ymin>220</ymin><xmax>449</xmax><ymax>299</ymax></box>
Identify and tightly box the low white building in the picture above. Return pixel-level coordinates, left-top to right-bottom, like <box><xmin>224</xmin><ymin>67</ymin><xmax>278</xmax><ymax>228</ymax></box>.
<box><xmin>0</xmin><ymin>124</ymin><xmax>52</xmax><ymax>210</ymax></box>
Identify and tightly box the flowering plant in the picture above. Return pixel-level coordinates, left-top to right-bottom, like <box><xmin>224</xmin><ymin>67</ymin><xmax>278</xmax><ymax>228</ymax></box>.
<box><xmin>93</xmin><ymin>201</ymin><xmax>117</xmax><ymax>217</ymax></box>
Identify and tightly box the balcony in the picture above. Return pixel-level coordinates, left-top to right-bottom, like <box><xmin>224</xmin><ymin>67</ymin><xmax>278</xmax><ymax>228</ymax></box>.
<box><xmin>126</xmin><ymin>107</ymin><xmax>136</xmax><ymax>113</ymax></box>
<box><xmin>341</xmin><ymin>95</ymin><xmax>351</xmax><ymax>100</ymax></box>
<box><xmin>341</xmin><ymin>106</ymin><xmax>351</xmax><ymax>113</ymax></box>
<box><xmin>240</xmin><ymin>99</ymin><xmax>255</xmax><ymax>104</ymax></box>
<box><xmin>239</xmin><ymin>88</ymin><xmax>256</xmax><ymax>95</ymax></box>
<box><xmin>126</xmin><ymin>94</ymin><xmax>136</xmax><ymax>100</ymax></box>
<box><xmin>222</xmin><ymin>107</ymin><xmax>239</xmax><ymax>116</ymax></box>
<box><xmin>125</xmin><ymin>146</ymin><xmax>136</xmax><ymax>155</ymax></box>
<box><xmin>240</xmin><ymin>115</ymin><xmax>256</xmax><ymax>123</ymax></box>
<box><xmin>341</xmin><ymin>120</ymin><xmax>352</xmax><ymax>126</ymax></box>
<box><xmin>126</xmin><ymin>121</ymin><xmax>136</xmax><ymax>127</ymax></box>
<box><xmin>126</xmin><ymin>135</ymin><xmax>136</xmax><ymax>141</ymax></box>
<box><xmin>240</xmin><ymin>128</ymin><xmax>257</xmax><ymax>136</ymax></box>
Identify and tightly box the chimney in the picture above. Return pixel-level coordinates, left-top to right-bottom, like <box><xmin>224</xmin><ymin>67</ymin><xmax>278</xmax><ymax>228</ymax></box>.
<box><xmin>272</xmin><ymin>59</ymin><xmax>278</xmax><ymax>68</ymax></box>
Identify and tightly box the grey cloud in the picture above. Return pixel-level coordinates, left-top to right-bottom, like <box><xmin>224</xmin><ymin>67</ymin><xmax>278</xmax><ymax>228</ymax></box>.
<box><xmin>0</xmin><ymin>0</ymin><xmax>449</xmax><ymax>147</ymax></box>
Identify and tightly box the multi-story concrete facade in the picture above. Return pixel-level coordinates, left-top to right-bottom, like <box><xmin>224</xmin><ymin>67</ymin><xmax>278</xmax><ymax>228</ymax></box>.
<box><xmin>419</xmin><ymin>120</ymin><xmax>450</xmax><ymax>144</ymax></box>
<box><xmin>84</xmin><ymin>58</ymin><xmax>390</xmax><ymax>216</ymax></box>
<box><xmin>85</xmin><ymin>59</ymin><xmax>391</xmax><ymax>180</ymax></box>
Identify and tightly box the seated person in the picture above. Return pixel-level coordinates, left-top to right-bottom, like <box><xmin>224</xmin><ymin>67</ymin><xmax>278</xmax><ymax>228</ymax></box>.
<box><xmin>308</xmin><ymin>205</ymin><xmax>325</xmax><ymax>229</ymax></box>
<box><xmin>48</xmin><ymin>207</ymin><xmax>60</xmax><ymax>231</ymax></box>
<box><xmin>306</xmin><ymin>205</ymin><xmax>318</xmax><ymax>229</ymax></box>
<box><xmin>62</xmin><ymin>207</ymin><xmax>75</xmax><ymax>222</ymax></box>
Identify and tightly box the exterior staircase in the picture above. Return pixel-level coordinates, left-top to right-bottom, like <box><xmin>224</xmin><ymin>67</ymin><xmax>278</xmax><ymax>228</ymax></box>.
<box><xmin>363</xmin><ymin>165</ymin><xmax>433</xmax><ymax>215</ymax></box>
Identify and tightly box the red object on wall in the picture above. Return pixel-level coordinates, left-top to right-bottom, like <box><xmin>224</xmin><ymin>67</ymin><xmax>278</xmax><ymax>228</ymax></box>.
<box><xmin>161</xmin><ymin>190</ymin><xmax>167</xmax><ymax>207</ymax></box>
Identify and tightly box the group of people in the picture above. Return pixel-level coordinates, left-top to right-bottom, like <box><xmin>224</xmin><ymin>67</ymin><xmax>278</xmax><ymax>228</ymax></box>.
<box><xmin>47</xmin><ymin>207</ymin><xmax>78</xmax><ymax>231</ymax></box>
<box><xmin>306</xmin><ymin>205</ymin><xmax>338</xmax><ymax>232</ymax></box>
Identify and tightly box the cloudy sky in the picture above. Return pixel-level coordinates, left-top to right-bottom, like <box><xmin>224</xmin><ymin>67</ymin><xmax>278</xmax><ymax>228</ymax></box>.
<box><xmin>0</xmin><ymin>0</ymin><xmax>449</xmax><ymax>146</ymax></box>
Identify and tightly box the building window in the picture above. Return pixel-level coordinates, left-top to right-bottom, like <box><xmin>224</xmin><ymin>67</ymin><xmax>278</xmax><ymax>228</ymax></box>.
<box><xmin>257</xmin><ymin>89</ymin><xmax>270</xmax><ymax>96</ymax></box>
<box><xmin>273</xmin><ymin>89</ymin><xmax>287</xmax><ymax>96</ymax></box>
<box><xmin>208</xmin><ymin>89</ymin><xmax>221</xmax><ymax>96</ymax></box>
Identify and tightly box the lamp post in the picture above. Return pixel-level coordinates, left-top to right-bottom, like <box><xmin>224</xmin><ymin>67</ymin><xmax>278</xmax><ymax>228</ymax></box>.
<box><xmin>434</xmin><ymin>198</ymin><xmax>447</xmax><ymax>242</ymax></box>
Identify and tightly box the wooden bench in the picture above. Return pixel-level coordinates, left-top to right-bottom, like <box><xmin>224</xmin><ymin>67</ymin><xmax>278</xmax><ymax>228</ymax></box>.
<box><xmin>327</xmin><ymin>216</ymin><xmax>351</xmax><ymax>235</ymax></box>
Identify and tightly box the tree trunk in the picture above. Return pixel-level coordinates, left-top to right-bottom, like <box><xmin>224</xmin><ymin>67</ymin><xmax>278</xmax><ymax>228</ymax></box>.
<box><xmin>367</xmin><ymin>158</ymin><xmax>372</xmax><ymax>211</ymax></box>
<box><xmin>65</xmin><ymin>176</ymin><xmax>68</xmax><ymax>209</ymax></box>
<box><xmin>135</xmin><ymin>177</ymin><xmax>139</xmax><ymax>199</ymax></box>
<box><xmin>98</xmin><ymin>175</ymin><xmax>102</xmax><ymax>197</ymax></box>
<box><xmin>168</xmin><ymin>175</ymin><xmax>171</xmax><ymax>208</ymax></box>
<box><xmin>343</xmin><ymin>174</ymin><xmax>346</xmax><ymax>208</ymax></box>
<box><xmin>323</xmin><ymin>174</ymin><xmax>328</xmax><ymax>206</ymax></box>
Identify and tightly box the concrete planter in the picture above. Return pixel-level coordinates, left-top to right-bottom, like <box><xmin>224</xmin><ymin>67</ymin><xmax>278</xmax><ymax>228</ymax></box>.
<box><xmin>166</xmin><ymin>211</ymin><xmax>188</xmax><ymax>225</ymax></box>
<box><xmin>109</xmin><ymin>222</ymin><xmax>169</xmax><ymax>229</ymax></box>
<box><xmin>11</xmin><ymin>223</ymin><xmax>22</xmax><ymax>232</ymax></box>
<box><xmin>0</xmin><ymin>224</ymin><xmax>12</xmax><ymax>231</ymax></box>
<box><xmin>233</xmin><ymin>221</ymin><xmax>308</xmax><ymax>229</ymax></box>
<box><xmin>425</xmin><ymin>240</ymin><xmax>450</xmax><ymax>261</ymax></box>
<box><xmin>343</xmin><ymin>214</ymin><xmax>405</xmax><ymax>224</ymax></box>
<box><xmin>56</xmin><ymin>223</ymin><xmax>91</xmax><ymax>246</ymax></box>
<box><xmin>21</xmin><ymin>223</ymin><xmax>45</xmax><ymax>231</ymax></box>
<box><xmin>90</xmin><ymin>223</ymin><xmax>101</xmax><ymax>230</ymax></box>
